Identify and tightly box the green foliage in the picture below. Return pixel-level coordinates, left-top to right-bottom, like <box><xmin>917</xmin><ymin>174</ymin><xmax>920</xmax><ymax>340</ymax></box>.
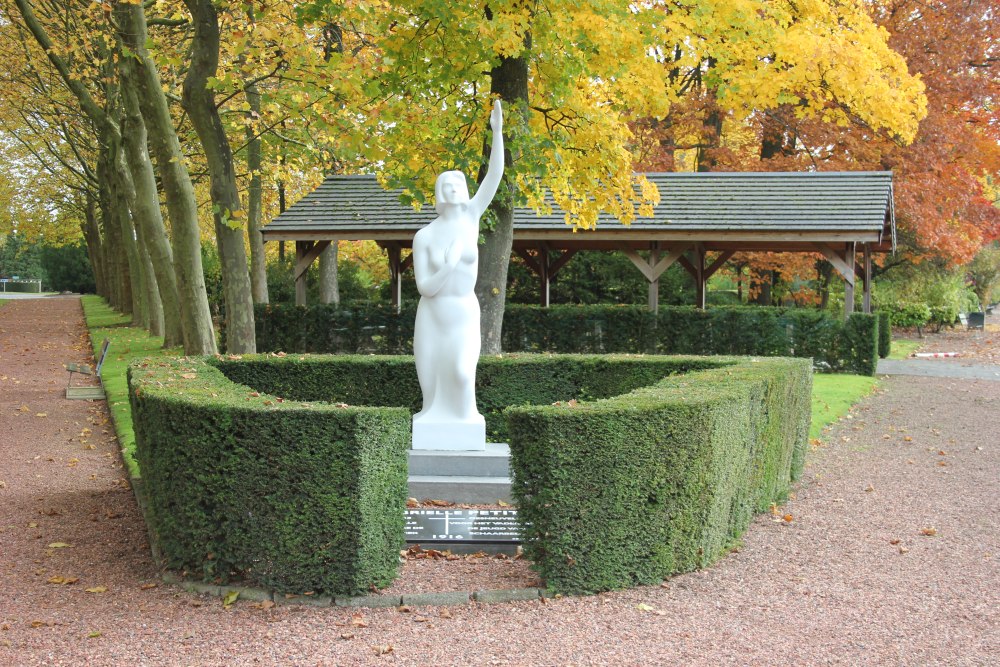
<box><xmin>967</xmin><ymin>244</ymin><xmax>1000</xmax><ymax>310</ymax></box>
<box><xmin>887</xmin><ymin>302</ymin><xmax>931</xmax><ymax>328</ymax></box>
<box><xmin>874</xmin><ymin>263</ymin><xmax>977</xmax><ymax>331</ymax></box>
<box><xmin>128</xmin><ymin>356</ymin><xmax>409</xmax><ymax>595</ymax></box>
<box><xmin>267</xmin><ymin>255</ymin><xmax>383</xmax><ymax>307</ymax></box>
<box><xmin>251</xmin><ymin>303</ymin><xmax>880</xmax><ymax>375</ymax></box>
<box><xmin>40</xmin><ymin>242</ymin><xmax>95</xmax><ymax>293</ymax></box>
<box><xmin>877</xmin><ymin>311</ymin><xmax>891</xmax><ymax>359</ymax></box>
<box><xmin>507</xmin><ymin>357</ymin><xmax>812</xmax><ymax>594</ymax></box>
<box><xmin>0</xmin><ymin>233</ymin><xmax>44</xmax><ymax>281</ymax></box>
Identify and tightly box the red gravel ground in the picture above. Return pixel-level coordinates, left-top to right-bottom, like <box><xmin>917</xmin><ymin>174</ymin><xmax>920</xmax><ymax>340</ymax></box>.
<box><xmin>1</xmin><ymin>297</ymin><xmax>997</xmax><ymax>666</ymax></box>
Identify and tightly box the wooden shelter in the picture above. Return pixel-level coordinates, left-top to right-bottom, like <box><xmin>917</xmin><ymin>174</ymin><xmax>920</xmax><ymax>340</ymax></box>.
<box><xmin>261</xmin><ymin>171</ymin><xmax>895</xmax><ymax>317</ymax></box>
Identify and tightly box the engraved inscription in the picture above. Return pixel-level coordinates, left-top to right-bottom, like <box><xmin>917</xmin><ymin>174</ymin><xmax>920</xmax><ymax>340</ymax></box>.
<box><xmin>404</xmin><ymin>509</ymin><xmax>522</xmax><ymax>543</ymax></box>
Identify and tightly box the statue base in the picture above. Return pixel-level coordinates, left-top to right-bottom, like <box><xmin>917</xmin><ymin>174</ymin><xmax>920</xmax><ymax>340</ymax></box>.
<box><xmin>411</xmin><ymin>415</ymin><xmax>486</xmax><ymax>451</ymax></box>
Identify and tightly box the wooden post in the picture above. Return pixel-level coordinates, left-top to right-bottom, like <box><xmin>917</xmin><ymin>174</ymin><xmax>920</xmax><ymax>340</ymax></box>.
<box><xmin>844</xmin><ymin>242</ymin><xmax>856</xmax><ymax>318</ymax></box>
<box><xmin>695</xmin><ymin>244</ymin><xmax>706</xmax><ymax>309</ymax></box>
<box><xmin>539</xmin><ymin>246</ymin><xmax>550</xmax><ymax>308</ymax></box>
<box><xmin>295</xmin><ymin>241</ymin><xmax>309</xmax><ymax>306</ymax></box>
<box><xmin>294</xmin><ymin>240</ymin><xmax>330</xmax><ymax>307</ymax></box>
<box><xmin>862</xmin><ymin>244</ymin><xmax>872</xmax><ymax>314</ymax></box>
<box><xmin>387</xmin><ymin>244</ymin><xmax>403</xmax><ymax>313</ymax></box>
<box><xmin>648</xmin><ymin>248</ymin><xmax>660</xmax><ymax>313</ymax></box>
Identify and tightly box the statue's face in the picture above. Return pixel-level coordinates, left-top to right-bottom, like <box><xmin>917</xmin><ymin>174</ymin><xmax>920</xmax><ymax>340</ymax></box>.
<box><xmin>437</xmin><ymin>172</ymin><xmax>469</xmax><ymax>205</ymax></box>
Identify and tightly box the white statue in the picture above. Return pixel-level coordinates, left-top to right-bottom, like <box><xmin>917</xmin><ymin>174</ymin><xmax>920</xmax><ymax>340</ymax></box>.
<box><xmin>411</xmin><ymin>100</ymin><xmax>504</xmax><ymax>451</ymax></box>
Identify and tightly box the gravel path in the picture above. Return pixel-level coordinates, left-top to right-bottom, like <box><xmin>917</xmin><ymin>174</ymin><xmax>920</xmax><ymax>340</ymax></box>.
<box><xmin>1</xmin><ymin>298</ymin><xmax>997</xmax><ymax>666</ymax></box>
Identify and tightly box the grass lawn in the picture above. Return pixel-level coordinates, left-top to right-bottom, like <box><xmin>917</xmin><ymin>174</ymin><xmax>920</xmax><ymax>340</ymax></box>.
<box><xmin>810</xmin><ymin>373</ymin><xmax>879</xmax><ymax>440</ymax></box>
<box><xmin>81</xmin><ymin>295</ymin><xmax>182</xmax><ymax>477</ymax></box>
<box><xmin>80</xmin><ymin>295</ymin><xmax>881</xmax><ymax>476</ymax></box>
<box><xmin>888</xmin><ymin>339</ymin><xmax>921</xmax><ymax>360</ymax></box>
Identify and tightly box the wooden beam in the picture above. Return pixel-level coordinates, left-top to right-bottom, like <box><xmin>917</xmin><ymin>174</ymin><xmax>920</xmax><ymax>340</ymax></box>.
<box><xmin>514</xmin><ymin>247</ymin><xmax>541</xmax><ymax>275</ymax></box>
<box><xmin>623</xmin><ymin>248</ymin><xmax>656</xmax><ymax>282</ymax></box>
<box><xmin>703</xmin><ymin>250</ymin><xmax>735</xmax><ymax>280</ymax></box>
<box><xmin>548</xmin><ymin>249</ymin><xmax>578</xmax><ymax>277</ymax></box>
<box><xmin>386</xmin><ymin>244</ymin><xmax>403</xmax><ymax>313</ymax></box>
<box><xmin>817</xmin><ymin>243</ymin><xmax>856</xmax><ymax>287</ymax></box>
<box><xmin>294</xmin><ymin>240</ymin><xmax>330</xmax><ymax>281</ymax></box>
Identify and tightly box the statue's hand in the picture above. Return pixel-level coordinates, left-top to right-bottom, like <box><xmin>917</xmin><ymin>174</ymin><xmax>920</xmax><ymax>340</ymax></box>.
<box><xmin>490</xmin><ymin>99</ymin><xmax>502</xmax><ymax>134</ymax></box>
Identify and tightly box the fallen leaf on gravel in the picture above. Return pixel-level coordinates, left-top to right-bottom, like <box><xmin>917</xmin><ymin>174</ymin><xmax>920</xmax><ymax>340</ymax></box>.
<box><xmin>350</xmin><ymin>614</ymin><xmax>368</xmax><ymax>628</ymax></box>
<box><xmin>30</xmin><ymin>621</ymin><xmax>47</xmax><ymax>628</ymax></box>
<box><xmin>636</xmin><ymin>603</ymin><xmax>666</xmax><ymax>615</ymax></box>
<box><xmin>35</xmin><ymin>413</ymin><xmax>47</xmax><ymax>418</ymax></box>
<box><xmin>397</xmin><ymin>605</ymin><xmax>413</xmax><ymax>613</ymax></box>
<box><xmin>373</xmin><ymin>645</ymin><xmax>394</xmax><ymax>656</ymax></box>
<box><xmin>222</xmin><ymin>590</ymin><xmax>240</xmax><ymax>607</ymax></box>
<box><xmin>406</xmin><ymin>497</ymin><xmax>419</xmax><ymax>508</ymax></box>
<box><xmin>439</xmin><ymin>609</ymin><xmax>453</xmax><ymax>619</ymax></box>
<box><xmin>28</xmin><ymin>522</ymin><xmax>38</xmax><ymax>528</ymax></box>
<box><xmin>139</xmin><ymin>583</ymin><xmax>158</xmax><ymax>590</ymax></box>
<box><xmin>904</xmin><ymin>436</ymin><xmax>913</xmax><ymax>442</ymax></box>
<box><xmin>498</xmin><ymin>500</ymin><xmax>511</xmax><ymax>507</ymax></box>
<box><xmin>47</xmin><ymin>542</ymin><xmax>72</xmax><ymax>548</ymax></box>
<box><xmin>0</xmin><ymin>481</ymin><xmax>5</xmax><ymax>488</ymax></box>
<box><xmin>340</xmin><ymin>632</ymin><xmax>355</xmax><ymax>640</ymax></box>
<box><xmin>937</xmin><ymin>461</ymin><xmax>948</xmax><ymax>467</ymax></box>
<box><xmin>920</xmin><ymin>527</ymin><xmax>938</xmax><ymax>536</ymax></box>
<box><xmin>413</xmin><ymin>615</ymin><xmax>429</xmax><ymax>623</ymax></box>
<box><xmin>85</xmin><ymin>586</ymin><xmax>107</xmax><ymax>594</ymax></box>
<box><xmin>783</xmin><ymin>514</ymin><xmax>794</xmax><ymax>523</ymax></box>
<box><xmin>865</xmin><ymin>485</ymin><xmax>875</xmax><ymax>492</ymax></box>
<box><xmin>889</xmin><ymin>539</ymin><xmax>901</xmax><ymax>545</ymax></box>
<box><xmin>899</xmin><ymin>546</ymin><xmax>910</xmax><ymax>554</ymax></box>
<box><xmin>251</xmin><ymin>600</ymin><xmax>275</xmax><ymax>610</ymax></box>
<box><xmin>87</xmin><ymin>631</ymin><xmax>102</xmax><ymax>639</ymax></box>
<box><xmin>47</xmin><ymin>576</ymin><xmax>79</xmax><ymax>585</ymax></box>
<box><xmin>19</xmin><ymin>405</ymin><xmax>30</xmax><ymax>412</ymax></box>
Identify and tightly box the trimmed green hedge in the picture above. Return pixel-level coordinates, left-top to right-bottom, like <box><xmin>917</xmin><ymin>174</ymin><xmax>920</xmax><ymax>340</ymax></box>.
<box><xmin>507</xmin><ymin>357</ymin><xmax>811</xmax><ymax>594</ymax></box>
<box><xmin>130</xmin><ymin>353</ymin><xmax>810</xmax><ymax>596</ymax></box>
<box><xmin>248</xmin><ymin>303</ymin><xmax>879</xmax><ymax>375</ymax></box>
<box><xmin>877</xmin><ymin>311</ymin><xmax>891</xmax><ymax>359</ymax></box>
<box><xmin>128</xmin><ymin>357</ymin><xmax>410</xmax><ymax>596</ymax></box>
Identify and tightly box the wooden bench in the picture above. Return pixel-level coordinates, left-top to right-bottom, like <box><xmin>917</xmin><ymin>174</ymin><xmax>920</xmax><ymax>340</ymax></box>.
<box><xmin>65</xmin><ymin>339</ymin><xmax>110</xmax><ymax>400</ymax></box>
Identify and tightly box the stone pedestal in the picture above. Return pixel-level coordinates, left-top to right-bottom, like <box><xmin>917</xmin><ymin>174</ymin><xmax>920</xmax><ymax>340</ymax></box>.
<box><xmin>411</xmin><ymin>415</ymin><xmax>486</xmax><ymax>451</ymax></box>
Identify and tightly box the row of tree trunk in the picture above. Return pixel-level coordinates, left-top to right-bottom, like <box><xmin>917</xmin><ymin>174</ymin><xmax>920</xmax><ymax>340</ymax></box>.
<box><xmin>13</xmin><ymin>0</ymin><xmax>283</xmax><ymax>354</ymax></box>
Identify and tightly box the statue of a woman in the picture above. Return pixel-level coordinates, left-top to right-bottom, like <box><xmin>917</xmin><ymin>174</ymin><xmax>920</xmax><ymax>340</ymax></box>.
<box><xmin>411</xmin><ymin>100</ymin><xmax>504</xmax><ymax>451</ymax></box>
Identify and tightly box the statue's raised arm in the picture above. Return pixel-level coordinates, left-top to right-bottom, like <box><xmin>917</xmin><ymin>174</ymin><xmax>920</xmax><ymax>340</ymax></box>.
<box><xmin>469</xmin><ymin>100</ymin><xmax>504</xmax><ymax>217</ymax></box>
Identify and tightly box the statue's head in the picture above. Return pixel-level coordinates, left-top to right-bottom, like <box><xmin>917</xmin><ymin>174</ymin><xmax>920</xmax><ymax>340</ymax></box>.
<box><xmin>434</xmin><ymin>171</ymin><xmax>470</xmax><ymax>213</ymax></box>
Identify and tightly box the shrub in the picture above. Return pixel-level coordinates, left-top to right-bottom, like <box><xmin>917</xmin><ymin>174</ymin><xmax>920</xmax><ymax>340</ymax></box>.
<box><xmin>507</xmin><ymin>357</ymin><xmax>812</xmax><ymax>593</ymax></box>
<box><xmin>888</xmin><ymin>302</ymin><xmax>931</xmax><ymax>329</ymax></box>
<box><xmin>128</xmin><ymin>357</ymin><xmax>410</xmax><ymax>595</ymax></box>
<box><xmin>877</xmin><ymin>312</ymin><xmax>891</xmax><ymax>359</ymax></box>
<box><xmin>251</xmin><ymin>303</ymin><xmax>880</xmax><ymax>375</ymax></box>
<box><xmin>130</xmin><ymin>353</ymin><xmax>811</xmax><ymax>597</ymax></box>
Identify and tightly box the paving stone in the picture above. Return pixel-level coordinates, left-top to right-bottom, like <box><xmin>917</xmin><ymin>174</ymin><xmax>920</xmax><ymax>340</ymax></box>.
<box><xmin>334</xmin><ymin>594</ymin><xmax>403</xmax><ymax>608</ymax></box>
<box><xmin>473</xmin><ymin>588</ymin><xmax>540</xmax><ymax>604</ymax></box>
<box><xmin>401</xmin><ymin>591</ymin><xmax>471</xmax><ymax>607</ymax></box>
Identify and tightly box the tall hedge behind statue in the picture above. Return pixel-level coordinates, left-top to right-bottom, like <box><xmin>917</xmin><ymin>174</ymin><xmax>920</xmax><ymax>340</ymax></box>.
<box><xmin>243</xmin><ymin>303</ymin><xmax>880</xmax><ymax>375</ymax></box>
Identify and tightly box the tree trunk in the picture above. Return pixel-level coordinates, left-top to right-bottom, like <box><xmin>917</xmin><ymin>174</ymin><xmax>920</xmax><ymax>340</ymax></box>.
<box><xmin>81</xmin><ymin>193</ymin><xmax>107</xmax><ymax>299</ymax></box>
<box><xmin>117</xmin><ymin>1</ymin><xmax>217</xmax><ymax>354</ymax></box>
<box><xmin>474</xmin><ymin>52</ymin><xmax>528</xmax><ymax>355</ymax></box>
<box><xmin>108</xmin><ymin>146</ymin><xmax>142</xmax><ymax>321</ymax></box>
<box><xmin>182</xmin><ymin>0</ymin><xmax>255</xmax><ymax>353</ymax></box>
<box><xmin>319</xmin><ymin>242</ymin><xmax>339</xmax><ymax>305</ymax></box>
<box><xmin>118</xmin><ymin>52</ymin><xmax>184</xmax><ymax>346</ymax></box>
<box><xmin>96</xmin><ymin>139</ymin><xmax>126</xmax><ymax>311</ymax></box>
<box><xmin>138</xmin><ymin>241</ymin><xmax>163</xmax><ymax>335</ymax></box>
<box><xmin>245</xmin><ymin>75</ymin><xmax>269</xmax><ymax>304</ymax></box>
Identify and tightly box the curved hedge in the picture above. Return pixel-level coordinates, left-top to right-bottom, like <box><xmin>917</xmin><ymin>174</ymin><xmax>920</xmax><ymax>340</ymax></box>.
<box><xmin>128</xmin><ymin>357</ymin><xmax>410</xmax><ymax>596</ymax></box>
<box><xmin>130</xmin><ymin>353</ymin><xmax>811</xmax><ymax>596</ymax></box>
<box><xmin>247</xmin><ymin>303</ymin><xmax>879</xmax><ymax>375</ymax></box>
